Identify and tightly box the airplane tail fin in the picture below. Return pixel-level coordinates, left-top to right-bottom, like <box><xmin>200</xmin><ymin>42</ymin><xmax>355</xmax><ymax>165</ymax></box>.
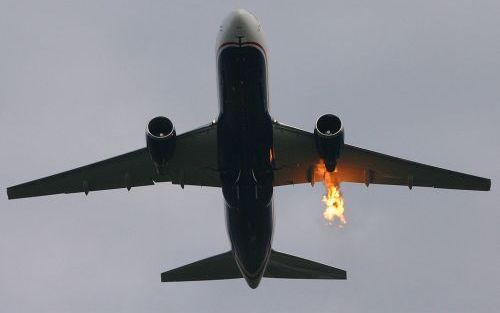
<box><xmin>161</xmin><ymin>251</ymin><xmax>242</xmax><ymax>282</ymax></box>
<box><xmin>264</xmin><ymin>250</ymin><xmax>346</xmax><ymax>280</ymax></box>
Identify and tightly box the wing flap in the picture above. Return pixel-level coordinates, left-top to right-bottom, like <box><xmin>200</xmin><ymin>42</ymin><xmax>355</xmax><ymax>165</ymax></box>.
<box><xmin>272</xmin><ymin>122</ymin><xmax>318</xmax><ymax>186</ymax></box>
<box><xmin>164</xmin><ymin>123</ymin><xmax>221</xmax><ymax>187</ymax></box>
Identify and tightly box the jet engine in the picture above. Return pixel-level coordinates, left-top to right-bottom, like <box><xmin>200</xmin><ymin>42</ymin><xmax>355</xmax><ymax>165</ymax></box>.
<box><xmin>314</xmin><ymin>114</ymin><xmax>344</xmax><ymax>172</ymax></box>
<box><xmin>146</xmin><ymin>116</ymin><xmax>176</xmax><ymax>175</ymax></box>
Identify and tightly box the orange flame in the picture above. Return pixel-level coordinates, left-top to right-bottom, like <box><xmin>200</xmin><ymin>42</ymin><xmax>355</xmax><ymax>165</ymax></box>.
<box><xmin>322</xmin><ymin>183</ymin><xmax>346</xmax><ymax>225</ymax></box>
<box><xmin>315</xmin><ymin>163</ymin><xmax>346</xmax><ymax>226</ymax></box>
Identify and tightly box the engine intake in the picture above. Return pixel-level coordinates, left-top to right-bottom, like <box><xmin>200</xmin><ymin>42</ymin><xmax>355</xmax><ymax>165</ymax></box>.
<box><xmin>314</xmin><ymin>114</ymin><xmax>344</xmax><ymax>172</ymax></box>
<box><xmin>146</xmin><ymin>116</ymin><xmax>176</xmax><ymax>175</ymax></box>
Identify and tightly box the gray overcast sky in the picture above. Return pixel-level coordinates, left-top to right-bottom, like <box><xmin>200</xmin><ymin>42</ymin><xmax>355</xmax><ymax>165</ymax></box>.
<box><xmin>1</xmin><ymin>1</ymin><xmax>499</xmax><ymax>312</ymax></box>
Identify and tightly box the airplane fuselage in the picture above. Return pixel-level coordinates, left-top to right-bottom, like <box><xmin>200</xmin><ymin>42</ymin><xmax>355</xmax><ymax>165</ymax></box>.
<box><xmin>216</xmin><ymin>10</ymin><xmax>273</xmax><ymax>288</ymax></box>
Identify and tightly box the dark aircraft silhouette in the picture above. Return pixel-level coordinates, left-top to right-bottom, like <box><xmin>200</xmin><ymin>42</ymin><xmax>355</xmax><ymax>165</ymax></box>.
<box><xmin>7</xmin><ymin>10</ymin><xmax>491</xmax><ymax>289</ymax></box>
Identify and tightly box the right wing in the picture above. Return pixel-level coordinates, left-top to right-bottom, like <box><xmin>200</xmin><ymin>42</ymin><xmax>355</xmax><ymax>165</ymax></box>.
<box><xmin>337</xmin><ymin>145</ymin><xmax>491</xmax><ymax>190</ymax></box>
<box><xmin>7</xmin><ymin>123</ymin><xmax>221</xmax><ymax>199</ymax></box>
<box><xmin>272</xmin><ymin>122</ymin><xmax>491</xmax><ymax>191</ymax></box>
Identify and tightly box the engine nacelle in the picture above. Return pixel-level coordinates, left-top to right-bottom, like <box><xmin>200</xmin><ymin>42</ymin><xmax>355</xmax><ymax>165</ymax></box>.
<box><xmin>314</xmin><ymin>114</ymin><xmax>344</xmax><ymax>172</ymax></box>
<box><xmin>146</xmin><ymin>116</ymin><xmax>176</xmax><ymax>175</ymax></box>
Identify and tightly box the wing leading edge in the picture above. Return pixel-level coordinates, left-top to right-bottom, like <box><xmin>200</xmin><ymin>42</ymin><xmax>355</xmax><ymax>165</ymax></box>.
<box><xmin>272</xmin><ymin>122</ymin><xmax>490</xmax><ymax>191</ymax></box>
<box><xmin>7</xmin><ymin>123</ymin><xmax>221</xmax><ymax>199</ymax></box>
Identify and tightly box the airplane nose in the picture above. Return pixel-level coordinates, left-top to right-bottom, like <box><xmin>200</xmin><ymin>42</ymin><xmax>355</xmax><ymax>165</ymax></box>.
<box><xmin>226</xmin><ymin>9</ymin><xmax>256</xmax><ymax>35</ymax></box>
<box><xmin>230</xmin><ymin>8</ymin><xmax>248</xmax><ymax>22</ymax></box>
<box><xmin>216</xmin><ymin>8</ymin><xmax>266</xmax><ymax>52</ymax></box>
<box><xmin>230</xmin><ymin>9</ymin><xmax>254</xmax><ymax>23</ymax></box>
<box><xmin>219</xmin><ymin>9</ymin><xmax>260</xmax><ymax>39</ymax></box>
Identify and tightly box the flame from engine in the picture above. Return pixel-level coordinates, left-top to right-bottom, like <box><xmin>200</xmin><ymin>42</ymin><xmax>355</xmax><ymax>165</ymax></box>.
<box><xmin>322</xmin><ymin>183</ymin><xmax>346</xmax><ymax>225</ymax></box>
<box><xmin>316</xmin><ymin>164</ymin><xmax>346</xmax><ymax>226</ymax></box>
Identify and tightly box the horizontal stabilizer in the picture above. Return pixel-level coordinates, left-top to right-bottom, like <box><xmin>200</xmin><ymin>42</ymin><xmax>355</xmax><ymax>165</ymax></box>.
<box><xmin>264</xmin><ymin>250</ymin><xmax>346</xmax><ymax>280</ymax></box>
<box><xmin>161</xmin><ymin>251</ymin><xmax>242</xmax><ymax>282</ymax></box>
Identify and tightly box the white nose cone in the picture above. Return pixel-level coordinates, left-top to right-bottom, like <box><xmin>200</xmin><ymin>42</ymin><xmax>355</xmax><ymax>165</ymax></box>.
<box><xmin>216</xmin><ymin>9</ymin><xmax>266</xmax><ymax>52</ymax></box>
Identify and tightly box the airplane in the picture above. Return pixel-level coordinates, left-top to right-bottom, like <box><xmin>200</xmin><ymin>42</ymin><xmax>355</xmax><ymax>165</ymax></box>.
<box><xmin>7</xmin><ymin>9</ymin><xmax>491</xmax><ymax>289</ymax></box>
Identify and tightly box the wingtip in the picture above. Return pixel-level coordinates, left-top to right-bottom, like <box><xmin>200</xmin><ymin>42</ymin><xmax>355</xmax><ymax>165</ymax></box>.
<box><xmin>160</xmin><ymin>272</ymin><xmax>169</xmax><ymax>282</ymax></box>
<box><xmin>341</xmin><ymin>270</ymin><xmax>347</xmax><ymax>280</ymax></box>
<box><xmin>480</xmin><ymin>178</ymin><xmax>492</xmax><ymax>191</ymax></box>
<box><xmin>6</xmin><ymin>187</ymin><xmax>14</xmax><ymax>200</ymax></box>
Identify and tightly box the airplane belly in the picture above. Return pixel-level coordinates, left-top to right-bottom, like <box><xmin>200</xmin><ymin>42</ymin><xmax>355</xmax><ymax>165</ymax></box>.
<box><xmin>217</xmin><ymin>45</ymin><xmax>274</xmax><ymax>288</ymax></box>
<box><xmin>225</xmin><ymin>196</ymin><xmax>273</xmax><ymax>286</ymax></box>
<box><xmin>216</xmin><ymin>45</ymin><xmax>273</xmax><ymax>181</ymax></box>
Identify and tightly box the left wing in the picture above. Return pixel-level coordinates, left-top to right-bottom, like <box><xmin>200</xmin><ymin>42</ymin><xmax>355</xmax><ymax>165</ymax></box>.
<box><xmin>272</xmin><ymin>122</ymin><xmax>491</xmax><ymax>191</ymax></box>
<box><xmin>7</xmin><ymin>123</ymin><xmax>221</xmax><ymax>199</ymax></box>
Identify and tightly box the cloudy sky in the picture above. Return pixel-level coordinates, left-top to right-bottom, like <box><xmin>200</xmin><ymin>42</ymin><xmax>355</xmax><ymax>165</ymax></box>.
<box><xmin>1</xmin><ymin>1</ymin><xmax>499</xmax><ymax>312</ymax></box>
